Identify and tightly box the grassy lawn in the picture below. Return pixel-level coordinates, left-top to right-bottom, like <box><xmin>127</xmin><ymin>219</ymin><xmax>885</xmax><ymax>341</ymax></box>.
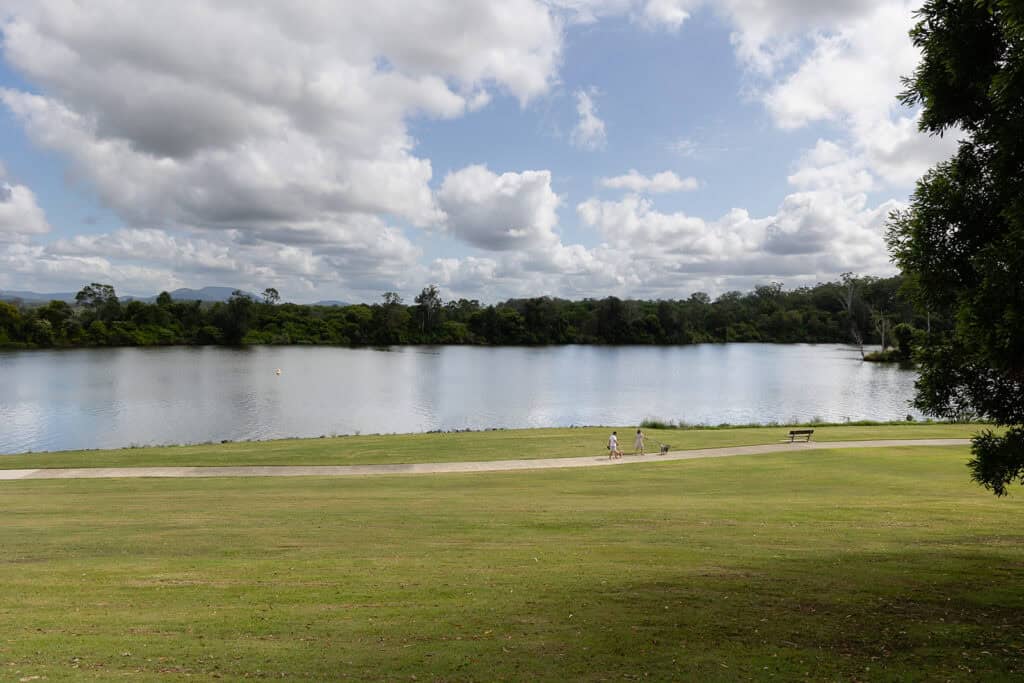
<box><xmin>2</xmin><ymin>445</ymin><xmax>1022</xmax><ymax>680</ymax></box>
<box><xmin>0</xmin><ymin>422</ymin><xmax>986</xmax><ymax>469</ymax></box>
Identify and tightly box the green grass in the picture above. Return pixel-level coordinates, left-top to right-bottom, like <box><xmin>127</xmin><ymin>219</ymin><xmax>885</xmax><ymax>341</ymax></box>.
<box><xmin>1</xmin><ymin>445</ymin><xmax>1022</xmax><ymax>680</ymax></box>
<box><xmin>0</xmin><ymin>422</ymin><xmax>986</xmax><ymax>469</ymax></box>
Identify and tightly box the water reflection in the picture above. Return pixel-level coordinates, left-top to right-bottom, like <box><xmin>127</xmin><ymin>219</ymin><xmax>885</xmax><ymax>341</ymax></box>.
<box><xmin>0</xmin><ymin>344</ymin><xmax>920</xmax><ymax>453</ymax></box>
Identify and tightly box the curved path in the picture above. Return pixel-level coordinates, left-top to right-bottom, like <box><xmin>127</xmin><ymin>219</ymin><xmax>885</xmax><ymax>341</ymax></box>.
<box><xmin>0</xmin><ymin>439</ymin><xmax>970</xmax><ymax>481</ymax></box>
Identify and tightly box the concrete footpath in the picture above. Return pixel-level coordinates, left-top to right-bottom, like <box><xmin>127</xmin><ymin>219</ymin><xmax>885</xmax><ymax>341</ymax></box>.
<box><xmin>0</xmin><ymin>439</ymin><xmax>970</xmax><ymax>481</ymax></box>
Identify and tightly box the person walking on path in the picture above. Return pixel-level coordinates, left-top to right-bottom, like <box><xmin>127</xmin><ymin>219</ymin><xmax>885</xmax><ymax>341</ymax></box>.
<box><xmin>633</xmin><ymin>429</ymin><xmax>645</xmax><ymax>456</ymax></box>
<box><xmin>608</xmin><ymin>431</ymin><xmax>623</xmax><ymax>459</ymax></box>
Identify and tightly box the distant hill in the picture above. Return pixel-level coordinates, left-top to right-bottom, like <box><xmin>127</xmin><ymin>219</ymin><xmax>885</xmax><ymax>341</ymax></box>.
<box><xmin>1</xmin><ymin>286</ymin><xmax>258</xmax><ymax>305</ymax></box>
<box><xmin>1</xmin><ymin>286</ymin><xmax>344</xmax><ymax>306</ymax></box>
<box><xmin>164</xmin><ymin>287</ymin><xmax>258</xmax><ymax>303</ymax></box>
<box><xmin>0</xmin><ymin>290</ymin><xmax>77</xmax><ymax>304</ymax></box>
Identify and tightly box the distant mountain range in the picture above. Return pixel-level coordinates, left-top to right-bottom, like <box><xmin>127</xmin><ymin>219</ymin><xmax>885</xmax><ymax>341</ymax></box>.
<box><xmin>0</xmin><ymin>289</ymin><xmax>79</xmax><ymax>304</ymax></box>
<box><xmin>151</xmin><ymin>287</ymin><xmax>260</xmax><ymax>303</ymax></box>
<box><xmin>0</xmin><ymin>286</ymin><xmax>254</xmax><ymax>304</ymax></box>
<box><xmin>0</xmin><ymin>286</ymin><xmax>348</xmax><ymax>306</ymax></box>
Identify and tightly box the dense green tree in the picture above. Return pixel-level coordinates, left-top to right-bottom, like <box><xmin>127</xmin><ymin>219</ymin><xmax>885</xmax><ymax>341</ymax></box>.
<box><xmin>342</xmin><ymin>305</ymin><xmax>374</xmax><ymax>345</ymax></box>
<box><xmin>446</xmin><ymin>298</ymin><xmax>482</xmax><ymax>324</ymax></box>
<box><xmin>87</xmin><ymin>320</ymin><xmax>109</xmax><ymax>345</ymax></box>
<box><xmin>28</xmin><ymin>318</ymin><xmax>54</xmax><ymax>345</ymax></box>
<box><xmin>262</xmin><ymin>287</ymin><xmax>280</xmax><ymax>305</ymax></box>
<box><xmin>74</xmin><ymin>283</ymin><xmax>117</xmax><ymax>308</ymax></box>
<box><xmin>217</xmin><ymin>291</ymin><xmax>255</xmax><ymax>344</ymax></box>
<box><xmin>35</xmin><ymin>300</ymin><xmax>73</xmax><ymax>332</ymax></box>
<box><xmin>887</xmin><ymin>0</ymin><xmax>1024</xmax><ymax>495</ymax></box>
<box><xmin>75</xmin><ymin>283</ymin><xmax>121</xmax><ymax>323</ymax></box>
<box><xmin>595</xmin><ymin>297</ymin><xmax>628</xmax><ymax>343</ymax></box>
<box><xmin>375</xmin><ymin>293</ymin><xmax>410</xmax><ymax>345</ymax></box>
<box><xmin>495</xmin><ymin>307</ymin><xmax>528</xmax><ymax>343</ymax></box>
<box><xmin>891</xmin><ymin>323</ymin><xmax>919</xmax><ymax>361</ymax></box>
<box><xmin>0</xmin><ymin>301</ymin><xmax>21</xmax><ymax>344</ymax></box>
<box><xmin>414</xmin><ymin>285</ymin><xmax>443</xmax><ymax>337</ymax></box>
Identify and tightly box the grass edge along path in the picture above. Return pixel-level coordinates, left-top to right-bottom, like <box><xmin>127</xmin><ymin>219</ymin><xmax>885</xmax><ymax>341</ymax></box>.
<box><xmin>0</xmin><ymin>438</ymin><xmax>972</xmax><ymax>480</ymax></box>
<box><xmin>0</xmin><ymin>422</ymin><xmax>989</xmax><ymax>469</ymax></box>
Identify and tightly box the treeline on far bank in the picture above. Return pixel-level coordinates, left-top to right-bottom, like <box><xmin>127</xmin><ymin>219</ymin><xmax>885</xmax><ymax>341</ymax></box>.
<box><xmin>0</xmin><ymin>275</ymin><xmax>934</xmax><ymax>353</ymax></box>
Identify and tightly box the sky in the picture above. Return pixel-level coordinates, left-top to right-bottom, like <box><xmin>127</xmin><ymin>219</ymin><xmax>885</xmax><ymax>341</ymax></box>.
<box><xmin>0</xmin><ymin>0</ymin><xmax>959</xmax><ymax>304</ymax></box>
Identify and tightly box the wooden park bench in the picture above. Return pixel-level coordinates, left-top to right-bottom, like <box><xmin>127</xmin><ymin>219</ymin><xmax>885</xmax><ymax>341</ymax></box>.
<box><xmin>786</xmin><ymin>429</ymin><xmax>814</xmax><ymax>443</ymax></box>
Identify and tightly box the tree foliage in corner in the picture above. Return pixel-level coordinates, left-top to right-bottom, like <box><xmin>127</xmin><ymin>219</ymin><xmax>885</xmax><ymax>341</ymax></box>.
<box><xmin>887</xmin><ymin>0</ymin><xmax>1024</xmax><ymax>495</ymax></box>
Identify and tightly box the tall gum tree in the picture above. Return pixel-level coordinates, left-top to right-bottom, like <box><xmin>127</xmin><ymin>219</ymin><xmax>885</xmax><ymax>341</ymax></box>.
<box><xmin>887</xmin><ymin>0</ymin><xmax>1024</xmax><ymax>495</ymax></box>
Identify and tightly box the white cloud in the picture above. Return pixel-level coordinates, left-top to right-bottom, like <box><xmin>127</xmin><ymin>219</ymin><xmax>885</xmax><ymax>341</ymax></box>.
<box><xmin>545</xmin><ymin>0</ymin><xmax>632</xmax><ymax>24</ymax></box>
<box><xmin>859</xmin><ymin>111</ymin><xmax>960</xmax><ymax>186</ymax></box>
<box><xmin>638</xmin><ymin>0</ymin><xmax>693</xmax><ymax>31</ymax></box>
<box><xmin>763</xmin><ymin>2</ymin><xmax>917</xmax><ymax>129</ymax></box>
<box><xmin>427</xmin><ymin>152</ymin><xmax>901</xmax><ymax>301</ymax></box>
<box><xmin>1</xmin><ymin>222</ymin><xmax>425</xmax><ymax>302</ymax></box>
<box><xmin>570</xmin><ymin>89</ymin><xmax>607</xmax><ymax>150</ymax></box>
<box><xmin>547</xmin><ymin>0</ymin><xmax>697</xmax><ymax>31</ymax></box>
<box><xmin>578</xmin><ymin>176</ymin><xmax>897</xmax><ymax>284</ymax></box>
<box><xmin>433</xmin><ymin>255</ymin><xmax>501</xmax><ymax>292</ymax></box>
<box><xmin>467</xmin><ymin>90</ymin><xmax>493</xmax><ymax>112</ymax></box>
<box><xmin>712</xmin><ymin>0</ymin><xmax>883</xmax><ymax>75</ymax></box>
<box><xmin>437</xmin><ymin>165</ymin><xmax>561</xmax><ymax>251</ymax></box>
<box><xmin>578</xmin><ymin>194</ymin><xmax>763</xmax><ymax>259</ymax></box>
<box><xmin>0</xmin><ymin>242</ymin><xmax>184</xmax><ymax>295</ymax></box>
<box><xmin>430</xmin><ymin>243</ymin><xmax>619</xmax><ymax>302</ymax></box>
<box><xmin>0</xmin><ymin>178</ymin><xmax>50</xmax><ymax>242</ymax></box>
<box><xmin>0</xmin><ymin>2</ymin><xmax>605</xmax><ymax>301</ymax></box>
<box><xmin>0</xmin><ymin>1</ymin><xmax>565</xmax><ymax>297</ymax></box>
<box><xmin>763</xmin><ymin>191</ymin><xmax>888</xmax><ymax>258</ymax></box>
<box><xmin>668</xmin><ymin>138</ymin><xmax>699</xmax><ymax>157</ymax></box>
<box><xmin>760</xmin><ymin>0</ymin><xmax>958</xmax><ymax>186</ymax></box>
<box><xmin>50</xmin><ymin>229</ymin><xmax>241</xmax><ymax>274</ymax></box>
<box><xmin>601</xmin><ymin>170</ymin><xmax>699</xmax><ymax>193</ymax></box>
<box><xmin>787</xmin><ymin>140</ymin><xmax>874</xmax><ymax>195</ymax></box>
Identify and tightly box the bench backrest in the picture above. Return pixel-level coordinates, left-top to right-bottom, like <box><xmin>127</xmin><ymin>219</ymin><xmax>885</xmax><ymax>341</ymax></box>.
<box><xmin>789</xmin><ymin>429</ymin><xmax>814</xmax><ymax>435</ymax></box>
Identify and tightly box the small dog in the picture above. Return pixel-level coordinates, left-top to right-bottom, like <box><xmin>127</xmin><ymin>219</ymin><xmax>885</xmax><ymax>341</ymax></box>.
<box><xmin>659</xmin><ymin>444</ymin><xmax>670</xmax><ymax>454</ymax></box>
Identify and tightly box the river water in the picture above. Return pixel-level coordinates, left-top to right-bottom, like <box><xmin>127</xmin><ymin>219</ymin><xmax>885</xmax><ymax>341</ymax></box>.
<box><xmin>0</xmin><ymin>344</ymin><xmax>918</xmax><ymax>454</ymax></box>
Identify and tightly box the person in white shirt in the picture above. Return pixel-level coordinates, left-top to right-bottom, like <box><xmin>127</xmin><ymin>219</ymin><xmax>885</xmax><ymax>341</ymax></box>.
<box><xmin>608</xmin><ymin>431</ymin><xmax>622</xmax><ymax>459</ymax></box>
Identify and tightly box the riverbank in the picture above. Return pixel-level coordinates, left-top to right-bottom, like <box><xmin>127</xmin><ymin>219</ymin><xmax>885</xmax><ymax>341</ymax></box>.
<box><xmin>3</xmin><ymin>442</ymin><xmax>1021</xmax><ymax>680</ymax></box>
<box><xmin>0</xmin><ymin>422</ymin><xmax>987</xmax><ymax>468</ymax></box>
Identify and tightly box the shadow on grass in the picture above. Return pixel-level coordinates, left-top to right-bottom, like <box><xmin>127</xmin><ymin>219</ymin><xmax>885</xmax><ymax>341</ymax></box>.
<box><xmin>6</xmin><ymin>550</ymin><xmax>1023</xmax><ymax>681</ymax></box>
<box><xmin>327</xmin><ymin>548</ymin><xmax>1024</xmax><ymax>681</ymax></box>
